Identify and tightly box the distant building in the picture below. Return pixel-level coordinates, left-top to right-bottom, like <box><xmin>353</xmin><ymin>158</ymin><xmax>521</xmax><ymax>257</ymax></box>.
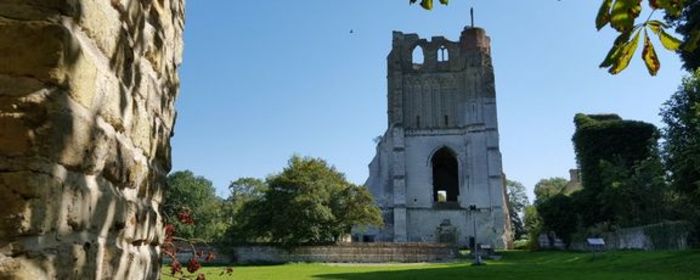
<box><xmin>360</xmin><ymin>25</ymin><xmax>510</xmax><ymax>248</ymax></box>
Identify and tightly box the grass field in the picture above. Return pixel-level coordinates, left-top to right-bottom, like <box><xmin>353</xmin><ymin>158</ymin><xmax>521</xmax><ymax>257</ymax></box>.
<box><xmin>163</xmin><ymin>250</ymin><xmax>700</xmax><ymax>280</ymax></box>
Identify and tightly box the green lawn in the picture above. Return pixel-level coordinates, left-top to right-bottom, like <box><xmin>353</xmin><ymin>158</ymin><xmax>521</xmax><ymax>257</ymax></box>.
<box><xmin>163</xmin><ymin>250</ymin><xmax>700</xmax><ymax>280</ymax></box>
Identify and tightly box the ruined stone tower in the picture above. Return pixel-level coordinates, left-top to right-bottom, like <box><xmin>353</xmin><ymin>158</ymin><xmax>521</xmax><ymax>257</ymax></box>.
<box><xmin>364</xmin><ymin>26</ymin><xmax>510</xmax><ymax>248</ymax></box>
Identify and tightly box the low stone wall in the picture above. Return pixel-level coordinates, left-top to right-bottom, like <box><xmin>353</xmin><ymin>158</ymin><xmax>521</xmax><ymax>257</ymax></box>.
<box><xmin>541</xmin><ymin>221</ymin><xmax>691</xmax><ymax>251</ymax></box>
<box><xmin>162</xmin><ymin>246</ymin><xmax>232</xmax><ymax>265</ymax></box>
<box><xmin>579</xmin><ymin>221</ymin><xmax>690</xmax><ymax>251</ymax></box>
<box><xmin>233</xmin><ymin>243</ymin><xmax>458</xmax><ymax>264</ymax></box>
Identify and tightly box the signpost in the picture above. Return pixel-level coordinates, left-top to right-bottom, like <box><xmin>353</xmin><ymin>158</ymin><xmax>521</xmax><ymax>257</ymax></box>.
<box><xmin>587</xmin><ymin>238</ymin><xmax>606</xmax><ymax>259</ymax></box>
<box><xmin>469</xmin><ymin>205</ymin><xmax>485</xmax><ymax>266</ymax></box>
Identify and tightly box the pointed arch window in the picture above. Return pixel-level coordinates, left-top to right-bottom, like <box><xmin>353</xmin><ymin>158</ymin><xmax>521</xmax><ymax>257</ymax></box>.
<box><xmin>412</xmin><ymin>45</ymin><xmax>424</xmax><ymax>69</ymax></box>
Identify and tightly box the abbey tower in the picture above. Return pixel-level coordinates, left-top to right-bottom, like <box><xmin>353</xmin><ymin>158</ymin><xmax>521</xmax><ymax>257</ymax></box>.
<box><xmin>364</xmin><ymin>26</ymin><xmax>511</xmax><ymax>248</ymax></box>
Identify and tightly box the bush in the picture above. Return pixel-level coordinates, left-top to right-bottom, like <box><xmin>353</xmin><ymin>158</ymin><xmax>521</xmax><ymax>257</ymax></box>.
<box><xmin>513</xmin><ymin>239</ymin><xmax>529</xmax><ymax>250</ymax></box>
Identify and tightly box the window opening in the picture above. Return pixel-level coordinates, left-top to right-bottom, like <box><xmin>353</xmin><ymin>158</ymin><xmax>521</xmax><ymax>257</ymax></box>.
<box><xmin>412</xmin><ymin>45</ymin><xmax>424</xmax><ymax>68</ymax></box>
<box><xmin>437</xmin><ymin>190</ymin><xmax>447</xmax><ymax>202</ymax></box>
<box><xmin>432</xmin><ymin>147</ymin><xmax>459</xmax><ymax>202</ymax></box>
<box><xmin>438</xmin><ymin>46</ymin><xmax>449</xmax><ymax>62</ymax></box>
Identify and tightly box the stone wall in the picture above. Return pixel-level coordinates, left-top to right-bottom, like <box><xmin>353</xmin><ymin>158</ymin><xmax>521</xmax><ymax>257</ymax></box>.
<box><xmin>540</xmin><ymin>221</ymin><xmax>691</xmax><ymax>251</ymax></box>
<box><xmin>233</xmin><ymin>243</ymin><xmax>458</xmax><ymax>264</ymax></box>
<box><xmin>572</xmin><ymin>221</ymin><xmax>691</xmax><ymax>251</ymax></box>
<box><xmin>233</xmin><ymin>242</ymin><xmax>459</xmax><ymax>264</ymax></box>
<box><xmin>0</xmin><ymin>0</ymin><xmax>184</xmax><ymax>279</ymax></box>
<box><xmin>162</xmin><ymin>246</ymin><xmax>232</xmax><ymax>265</ymax></box>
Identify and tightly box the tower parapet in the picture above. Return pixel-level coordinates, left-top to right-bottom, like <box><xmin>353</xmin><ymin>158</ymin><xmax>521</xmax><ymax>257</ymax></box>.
<box><xmin>387</xmin><ymin>27</ymin><xmax>497</xmax><ymax>130</ymax></box>
<box><xmin>460</xmin><ymin>27</ymin><xmax>491</xmax><ymax>54</ymax></box>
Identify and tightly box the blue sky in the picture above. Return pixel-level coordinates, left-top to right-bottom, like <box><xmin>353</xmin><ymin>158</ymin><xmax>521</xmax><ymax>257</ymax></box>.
<box><xmin>172</xmin><ymin>1</ymin><xmax>686</xmax><ymax>200</ymax></box>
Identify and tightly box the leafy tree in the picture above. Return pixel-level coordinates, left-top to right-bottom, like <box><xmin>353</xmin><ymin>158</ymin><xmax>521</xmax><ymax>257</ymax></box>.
<box><xmin>523</xmin><ymin>205</ymin><xmax>543</xmax><ymax>250</ymax></box>
<box><xmin>330</xmin><ymin>183</ymin><xmax>384</xmax><ymax>238</ymax></box>
<box><xmin>536</xmin><ymin>194</ymin><xmax>579</xmax><ymax>248</ymax></box>
<box><xmin>235</xmin><ymin>156</ymin><xmax>383</xmax><ymax>247</ymax></box>
<box><xmin>229</xmin><ymin>177</ymin><xmax>267</xmax><ymax>199</ymax></box>
<box><xmin>668</xmin><ymin>0</ymin><xmax>700</xmax><ymax>71</ymax></box>
<box><xmin>533</xmin><ymin>177</ymin><xmax>569</xmax><ymax>205</ymax></box>
<box><xmin>223</xmin><ymin>177</ymin><xmax>268</xmax><ymax>244</ymax></box>
<box><xmin>532</xmin><ymin>177</ymin><xmax>580</xmax><ymax>249</ymax></box>
<box><xmin>506</xmin><ymin>180</ymin><xmax>530</xmax><ymax>240</ymax></box>
<box><xmin>227</xmin><ymin>177</ymin><xmax>266</xmax><ymax>222</ymax></box>
<box><xmin>163</xmin><ymin>170</ymin><xmax>227</xmax><ymax>242</ymax></box>
<box><xmin>595</xmin><ymin>0</ymin><xmax>688</xmax><ymax>75</ymax></box>
<box><xmin>597</xmin><ymin>157</ymin><xmax>671</xmax><ymax>227</ymax></box>
<box><xmin>661</xmin><ymin>69</ymin><xmax>700</xmax><ymax>238</ymax></box>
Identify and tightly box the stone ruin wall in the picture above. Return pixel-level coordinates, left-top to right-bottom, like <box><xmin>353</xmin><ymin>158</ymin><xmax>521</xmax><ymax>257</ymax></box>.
<box><xmin>233</xmin><ymin>243</ymin><xmax>459</xmax><ymax>264</ymax></box>
<box><xmin>0</xmin><ymin>0</ymin><xmax>184</xmax><ymax>279</ymax></box>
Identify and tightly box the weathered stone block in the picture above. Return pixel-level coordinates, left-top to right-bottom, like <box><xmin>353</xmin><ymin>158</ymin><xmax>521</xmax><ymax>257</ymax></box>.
<box><xmin>0</xmin><ymin>0</ymin><xmax>79</xmax><ymax>20</ymax></box>
<box><xmin>0</xmin><ymin>116</ymin><xmax>32</xmax><ymax>156</ymax></box>
<box><xmin>130</xmin><ymin>98</ymin><xmax>154</xmax><ymax>155</ymax></box>
<box><xmin>0</xmin><ymin>19</ymin><xmax>72</xmax><ymax>83</ymax></box>
<box><xmin>97</xmin><ymin>81</ymin><xmax>131</xmax><ymax>133</ymax></box>
<box><xmin>0</xmin><ymin>75</ymin><xmax>45</xmax><ymax>97</ymax></box>
<box><xmin>0</xmin><ymin>171</ymin><xmax>63</xmax><ymax>239</ymax></box>
<box><xmin>75</xmin><ymin>0</ymin><xmax>121</xmax><ymax>57</ymax></box>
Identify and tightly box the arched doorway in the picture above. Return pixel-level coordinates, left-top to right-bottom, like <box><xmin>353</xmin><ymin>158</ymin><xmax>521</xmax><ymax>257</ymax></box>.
<box><xmin>431</xmin><ymin>147</ymin><xmax>459</xmax><ymax>203</ymax></box>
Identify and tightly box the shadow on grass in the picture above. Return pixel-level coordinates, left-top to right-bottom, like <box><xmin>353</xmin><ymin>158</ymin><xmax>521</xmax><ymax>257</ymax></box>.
<box><xmin>314</xmin><ymin>265</ymin><xmax>531</xmax><ymax>280</ymax></box>
<box><xmin>313</xmin><ymin>250</ymin><xmax>700</xmax><ymax>280</ymax></box>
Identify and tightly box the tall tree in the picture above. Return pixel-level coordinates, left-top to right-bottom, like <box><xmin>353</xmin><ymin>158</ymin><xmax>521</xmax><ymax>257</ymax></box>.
<box><xmin>661</xmin><ymin>69</ymin><xmax>700</xmax><ymax>237</ymax></box>
<box><xmin>572</xmin><ymin>113</ymin><xmax>661</xmax><ymax>227</ymax></box>
<box><xmin>223</xmin><ymin>177</ymin><xmax>267</xmax><ymax>243</ymax></box>
<box><xmin>164</xmin><ymin>170</ymin><xmax>227</xmax><ymax>242</ymax></box>
<box><xmin>506</xmin><ymin>180</ymin><xmax>530</xmax><ymax>240</ymax></box>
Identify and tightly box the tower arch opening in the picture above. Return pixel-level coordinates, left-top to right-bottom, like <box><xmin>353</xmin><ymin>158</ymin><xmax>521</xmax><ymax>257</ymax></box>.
<box><xmin>431</xmin><ymin>147</ymin><xmax>459</xmax><ymax>203</ymax></box>
<box><xmin>412</xmin><ymin>45</ymin><xmax>424</xmax><ymax>69</ymax></box>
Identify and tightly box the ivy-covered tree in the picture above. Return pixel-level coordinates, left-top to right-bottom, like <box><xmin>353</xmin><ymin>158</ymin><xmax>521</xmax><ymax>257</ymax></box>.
<box><xmin>572</xmin><ymin>113</ymin><xmax>662</xmax><ymax>227</ymax></box>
